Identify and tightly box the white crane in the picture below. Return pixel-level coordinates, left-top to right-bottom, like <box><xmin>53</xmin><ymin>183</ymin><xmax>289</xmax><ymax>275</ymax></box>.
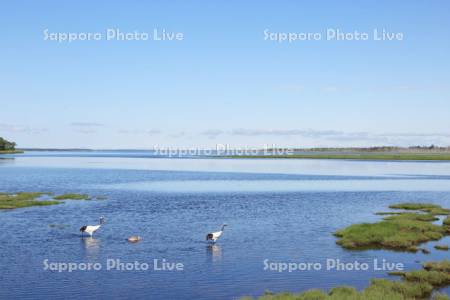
<box><xmin>206</xmin><ymin>224</ymin><xmax>227</xmax><ymax>243</ymax></box>
<box><xmin>80</xmin><ymin>217</ymin><xmax>105</xmax><ymax>237</ymax></box>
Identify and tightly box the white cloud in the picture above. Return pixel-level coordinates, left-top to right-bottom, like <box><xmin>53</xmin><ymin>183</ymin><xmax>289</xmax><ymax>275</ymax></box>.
<box><xmin>70</xmin><ymin>122</ymin><xmax>104</xmax><ymax>127</ymax></box>
<box><xmin>76</xmin><ymin>129</ymin><xmax>97</xmax><ymax>134</ymax></box>
<box><xmin>118</xmin><ymin>129</ymin><xmax>161</xmax><ymax>135</ymax></box>
<box><xmin>201</xmin><ymin>129</ymin><xmax>224</xmax><ymax>139</ymax></box>
<box><xmin>169</xmin><ymin>131</ymin><xmax>186</xmax><ymax>138</ymax></box>
<box><xmin>230</xmin><ymin>128</ymin><xmax>342</xmax><ymax>137</ymax></box>
<box><xmin>0</xmin><ymin>123</ymin><xmax>47</xmax><ymax>134</ymax></box>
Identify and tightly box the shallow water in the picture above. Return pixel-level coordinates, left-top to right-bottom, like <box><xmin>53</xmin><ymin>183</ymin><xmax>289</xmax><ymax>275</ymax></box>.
<box><xmin>1</xmin><ymin>151</ymin><xmax>449</xmax><ymax>299</ymax></box>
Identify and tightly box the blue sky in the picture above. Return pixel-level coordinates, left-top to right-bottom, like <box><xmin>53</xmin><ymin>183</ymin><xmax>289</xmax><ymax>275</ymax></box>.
<box><xmin>1</xmin><ymin>1</ymin><xmax>449</xmax><ymax>149</ymax></box>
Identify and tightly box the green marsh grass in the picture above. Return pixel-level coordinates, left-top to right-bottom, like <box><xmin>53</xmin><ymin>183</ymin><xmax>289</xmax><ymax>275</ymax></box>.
<box><xmin>53</xmin><ymin>193</ymin><xmax>90</xmax><ymax>200</ymax></box>
<box><xmin>335</xmin><ymin>203</ymin><xmax>450</xmax><ymax>251</ymax></box>
<box><xmin>444</xmin><ymin>217</ymin><xmax>450</xmax><ymax>226</ymax></box>
<box><xmin>243</xmin><ymin>260</ymin><xmax>450</xmax><ymax>300</ymax></box>
<box><xmin>227</xmin><ymin>153</ymin><xmax>450</xmax><ymax>161</ymax></box>
<box><xmin>1</xmin><ymin>192</ymin><xmax>96</xmax><ymax>209</ymax></box>
<box><xmin>0</xmin><ymin>192</ymin><xmax>59</xmax><ymax>209</ymax></box>
<box><xmin>434</xmin><ymin>245</ymin><xmax>449</xmax><ymax>251</ymax></box>
<box><xmin>389</xmin><ymin>203</ymin><xmax>450</xmax><ymax>215</ymax></box>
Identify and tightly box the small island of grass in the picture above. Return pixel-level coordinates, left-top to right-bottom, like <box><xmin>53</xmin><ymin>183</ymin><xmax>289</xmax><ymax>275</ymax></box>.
<box><xmin>0</xmin><ymin>192</ymin><xmax>59</xmax><ymax>209</ymax></box>
<box><xmin>334</xmin><ymin>203</ymin><xmax>450</xmax><ymax>252</ymax></box>
<box><xmin>242</xmin><ymin>260</ymin><xmax>450</xmax><ymax>300</ymax></box>
<box><xmin>53</xmin><ymin>193</ymin><xmax>91</xmax><ymax>200</ymax></box>
<box><xmin>435</xmin><ymin>245</ymin><xmax>449</xmax><ymax>251</ymax></box>
<box><xmin>1</xmin><ymin>192</ymin><xmax>99</xmax><ymax>210</ymax></box>
<box><xmin>389</xmin><ymin>203</ymin><xmax>450</xmax><ymax>215</ymax></box>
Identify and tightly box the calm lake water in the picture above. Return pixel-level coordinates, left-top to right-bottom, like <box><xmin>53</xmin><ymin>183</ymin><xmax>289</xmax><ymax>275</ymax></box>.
<box><xmin>1</xmin><ymin>151</ymin><xmax>450</xmax><ymax>299</ymax></box>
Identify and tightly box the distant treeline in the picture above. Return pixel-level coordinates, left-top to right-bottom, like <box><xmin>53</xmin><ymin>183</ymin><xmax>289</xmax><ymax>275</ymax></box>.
<box><xmin>0</xmin><ymin>137</ymin><xmax>16</xmax><ymax>151</ymax></box>
<box><xmin>20</xmin><ymin>148</ymin><xmax>93</xmax><ymax>151</ymax></box>
<box><xmin>266</xmin><ymin>145</ymin><xmax>450</xmax><ymax>153</ymax></box>
<box><xmin>306</xmin><ymin>145</ymin><xmax>450</xmax><ymax>152</ymax></box>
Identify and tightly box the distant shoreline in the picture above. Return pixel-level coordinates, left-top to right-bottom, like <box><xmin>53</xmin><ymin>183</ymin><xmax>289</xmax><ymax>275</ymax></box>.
<box><xmin>17</xmin><ymin>148</ymin><xmax>149</xmax><ymax>151</ymax></box>
<box><xmin>226</xmin><ymin>153</ymin><xmax>450</xmax><ymax>161</ymax></box>
<box><xmin>5</xmin><ymin>147</ymin><xmax>450</xmax><ymax>161</ymax></box>
<box><xmin>0</xmin><ymin>150</ymin><xmax>24</xmax><ymax>154</ymax></box>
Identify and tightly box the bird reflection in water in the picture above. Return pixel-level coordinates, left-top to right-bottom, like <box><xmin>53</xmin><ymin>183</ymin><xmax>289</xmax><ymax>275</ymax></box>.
<box><xmin>206</xmin><ymin>244</ymin><xmax>222</xmax><ymax>262</ymax></box>
<box><xmin>81</xmin><ymin>237</ymin><xmax>101</xmax><ymax>258</ymax></box>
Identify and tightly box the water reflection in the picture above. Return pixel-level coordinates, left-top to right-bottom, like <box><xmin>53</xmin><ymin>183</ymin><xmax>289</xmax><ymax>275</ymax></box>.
<box><xmin>98</xmin><ymin>179</ymin><xmax>450</xmax><ymax>193</ymax></box>
<box><xmin>0</xmin><ymin>157</ymin><xmax>14</xmax><ymax>164</ymax></box>
<box><xmin>81</xmin><ymin>237</ymin><xmax>101</xmax><ymax>258</ymax></box>
<box><xmin>206</xmin><ymin>244</ymin><xmax>222</xmax><ymax>262</ymax></box>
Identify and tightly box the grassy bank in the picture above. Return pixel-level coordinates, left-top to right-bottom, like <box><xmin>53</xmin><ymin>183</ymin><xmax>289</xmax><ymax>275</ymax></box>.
<box><xmin>334</xmin><ymin>203</ymin><xmax>450</xmax><ymax>252</ymax></box>
<box><xmin>227</xmin><ymin>153</ymin><xmax>450</xmax><ymax>161</ymax></box>
<box><xmin>242</xmin><ymin>260</ymin><xmax>450</xmax><ymax>300</ymax></box>
<box><xmin>0</xmin><ymin>192</ymin><xmax>101</xmax><ymax>209</ymax></box>
<box><xmin>0</xmin><ymin>150</ymin><xmax>24</xmax><ymax>154</ymax></box>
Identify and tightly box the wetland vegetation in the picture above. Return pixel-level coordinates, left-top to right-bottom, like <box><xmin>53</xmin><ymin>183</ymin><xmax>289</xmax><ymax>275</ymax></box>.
<box><xmin>0</xmin><ymin>192</ymin><xmax>59</xmax><ymax>209</ymax></box>
<box><xmin>228</xmin><ymin>153</ymin><xmax>450</xmax><ymax>161</ymax></box>
<box><xmin>435</xmin><ymin>245</ymin><xmax>449</xmax><ymax>251</ymax></box>
<box><xmin>53</xmin><ymin>193</ymin><xmax>91</xmax><ymax>200</ymax></box>
<box><xmin>227</xmin><ymin>146</ymin><xmax>450</xmax><ymax>160</ymax></box>
<box><xmin>242</xmin><ymin>260</ymin><xmax>450</xmax><ymax>299</ymax></box>
<box><xmin>334</xmin><ymin>203</ymin><xmax>450</xmax><ymax>252</ymax></box>
<box><xmin>245</xmin><ymin>203</ymin><xmax>450</xmax><ymax>299</ymax></box>
<box><xmin>0</xmin><ymin>192</ymin><xmax>103</xmax><ymax>209</ymax></box>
